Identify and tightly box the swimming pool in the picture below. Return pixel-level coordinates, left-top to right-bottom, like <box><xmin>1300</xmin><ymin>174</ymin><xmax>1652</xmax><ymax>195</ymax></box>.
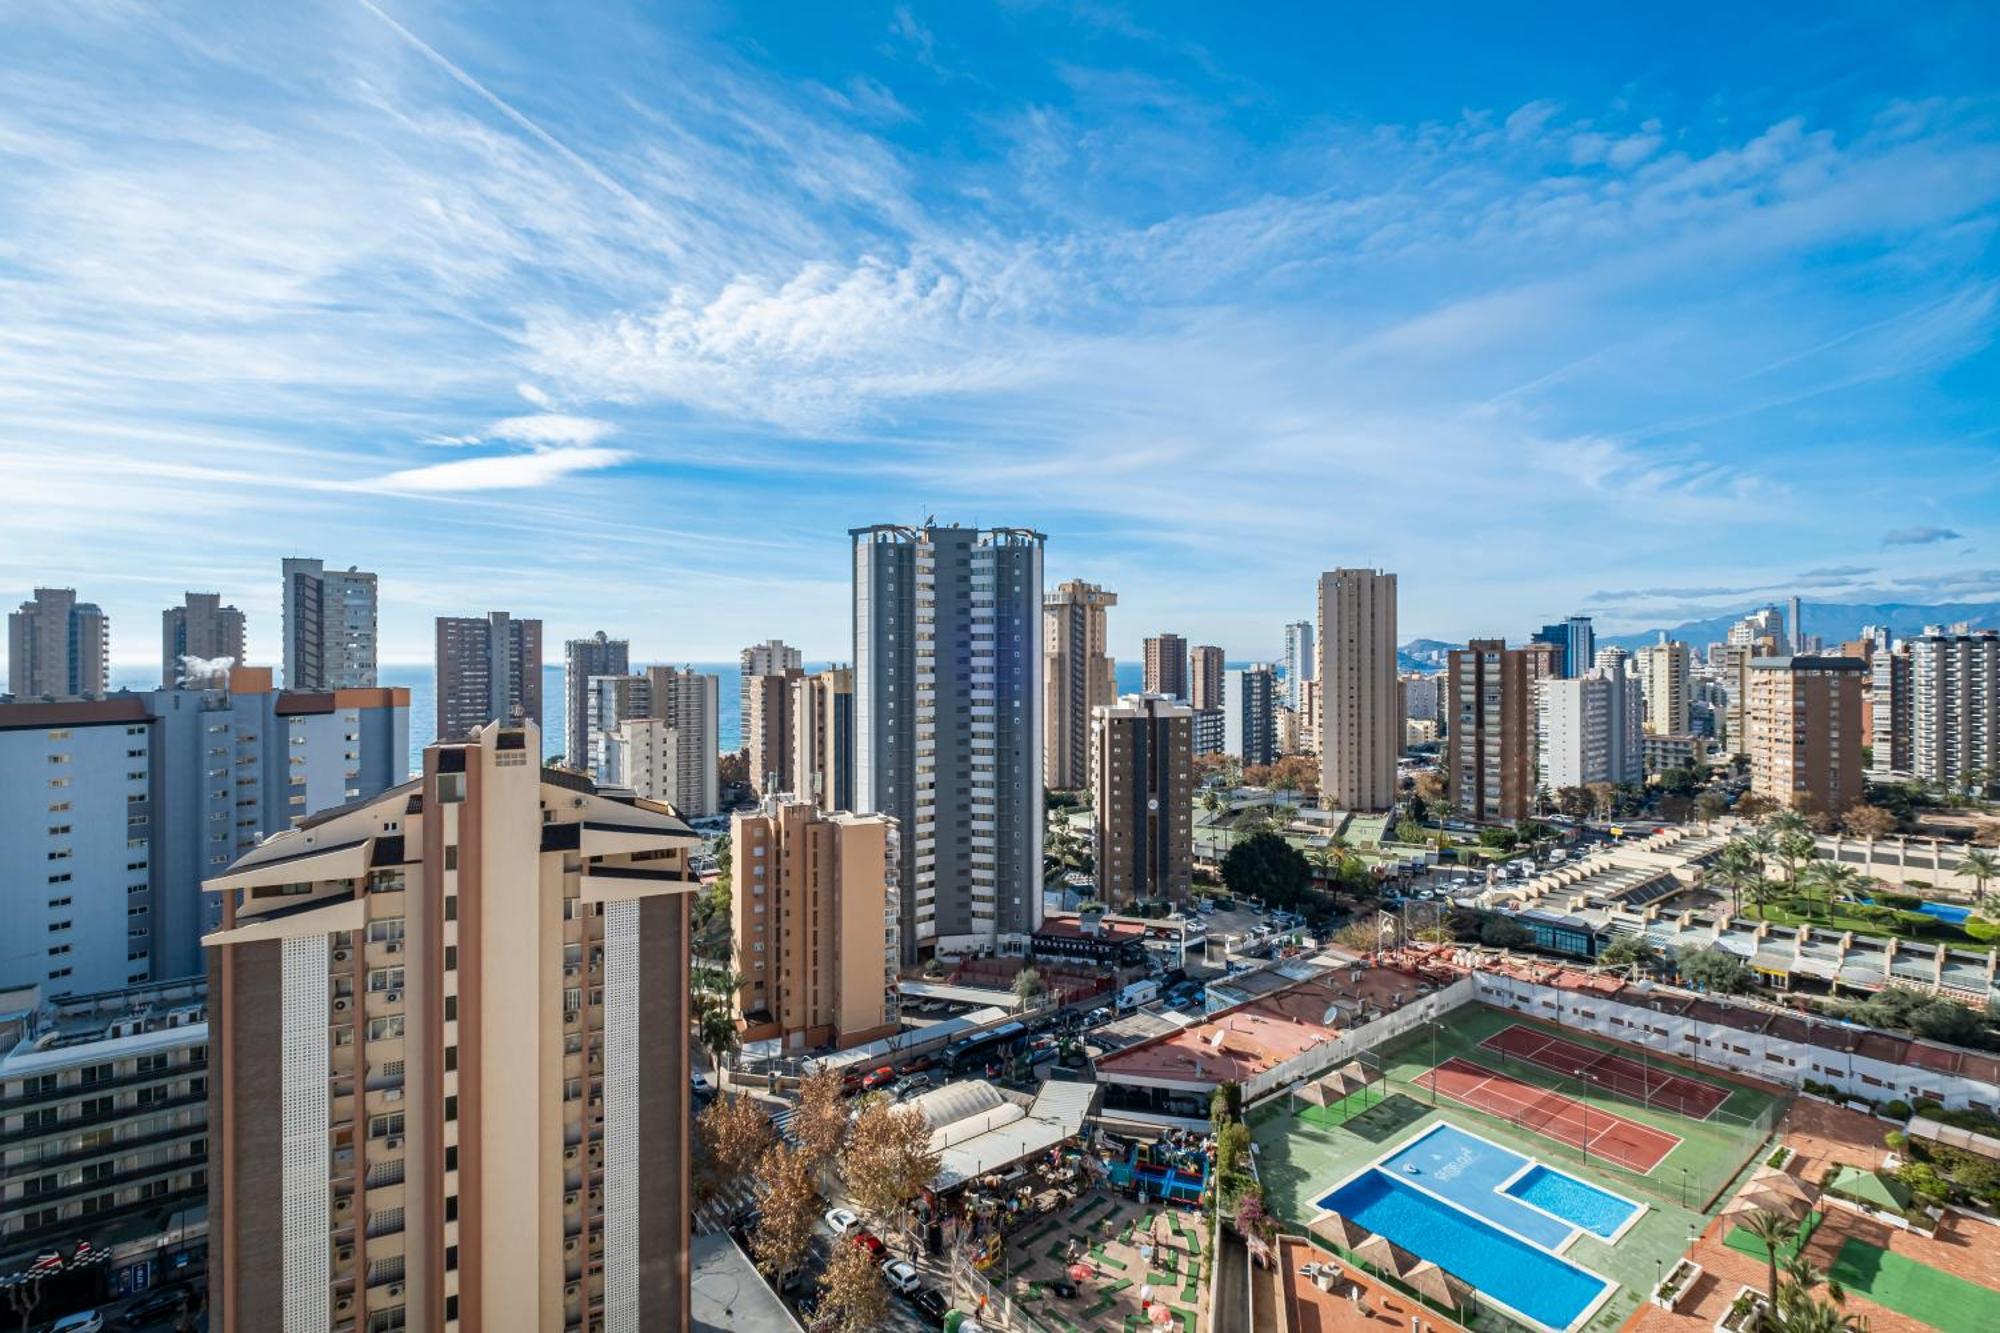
<box><xmin>1373</xmin><ymin>1122</ymin><xmax>1641</xmax><ymax>1248</ymax></box>
<box><xmin>1858</xmin><ymin>895</ymin><xmax>1971</xmax><ymax>925</ymax></box>
<box><xmin>1503</xmin><ymin>1164</ymin><xmax>1640</xmax><ymax>1239</ymax></box>
<box><xmin>1317</xmin><ymin>1168</ymin><xmax>1612</xmax><ymax>1332</ymax></box>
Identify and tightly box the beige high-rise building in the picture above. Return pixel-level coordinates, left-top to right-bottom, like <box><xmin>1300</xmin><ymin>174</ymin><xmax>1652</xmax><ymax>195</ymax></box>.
<box><xmin>1637</xmin><ymin>639</ymin><xmax>1692</xmax><ymax>736</ymax></box>
<box><xmin>731</xmin><ymin>798</ymin><xmax>897</xmax><ymax>1052</ymax></box>
<box><xmin>1143</xmin><ymin>633</ymin><xmax>1189</xmax><ymax>701</ymax></box>
<box><xmin>436</xmin><ymin>611</ymin><xmax>543</xmax><ymax>743</ymax></box>
<box><xmin>788</xmin><ymin>666</ymin><xmax>855</xmax><ymax>810</ymax></box>
<box><xmin>162</xmin><ymin>591</ymin><xmax>247</xmax><ymax>687</ymax></box>
<box><xmin>1189</xmin><ymin>645</ymin><xmax>1226</xmax><ymax>711</ymax></box>
<box><xmin>738</xmin><ymin>639</ymin><xmax>802</xmax><ymax>744</ymax></box>
<box><xmin>1714</xmin><ymin>636</ymin><xmax>1778</xmax><ymax>756</ymax></box>
<box><xmin>1317</xmin><ymin>569</ymin><xmax>1398</xmax><ymax>812</ymax></box>
<box><xmin>1747</xmin><ymin>655</ymin><xmax>1866</xmax><ymax>819</ymax></box>
<box><xmin>8</xmin><ymin>587</ymin><xmax>109</xmax><ymax>699</ymax></box>
<box><xmin>744</xmin><ymin>666</ymin><xmax>804</xmax><ymax>798</ymax></box>
<box><xmin>1447</xmin><ymin>640</ymin><xmax>1553</xmax><ymax>824</ymax></box>
<box><xmin>1042</xmin><ymin>581</ymin><xmax>1118</xmax><ymax>791</ymax></box>
<box><xmin>1091</xmin><ymin>695</ymin><xmax>1194</xmax><ymax>909</ymax></box>
<box><xmin>203</xmin><ymin>719</ymin><xmax>700</xmax><ymax>1333</ymax></box>
<box><xmin>1300</xmin><ymin>679</ymin><xmax>1321</xmax><ymax>755</ymax></box>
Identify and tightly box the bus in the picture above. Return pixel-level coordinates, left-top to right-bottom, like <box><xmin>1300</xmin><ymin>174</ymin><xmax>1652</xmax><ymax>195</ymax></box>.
<box><xmin>941</xmin><ymin>1021</ymin><xmax>1029</xmax><ymax>1076</ymax></box>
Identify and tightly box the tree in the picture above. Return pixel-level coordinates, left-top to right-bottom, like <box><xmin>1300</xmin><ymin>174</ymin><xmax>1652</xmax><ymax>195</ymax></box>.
<box><xmin>1801</xmin><ymin>861</ymin><xmax>1864</xmax><ymax>920</ymax></box>
<box><xmin>751</xmin><ymin>1144</ymin><xmax>818</xmax><ymax>1283</ymax></box>
<box><xmin>1735</xmin><ymin>792</ymin><xmax>1780</xmax><ymax>820</ymax></box>
<box><xmin>791</xmin><ymin>1067</ymin><xmax>851</xmax><ymax>1175</ymax></box>
<box><xmin>1712</xmin><ymin>839</ymin><xmax>1761</xmax><ymax>918</ymax></box>
<box><xmin>1841</xmin><ymin>803</ymin><xmax>1898</xmax><ymax>841</ymax></box>
<box><xmin>696</xmin><ymin>1093</ymin><xmax>776</xmax><ymax>1203</ymax></box>
<box><xmin>693</xmin><ymin>972</ymin><xmax>742</xmax><ymax>1075</ymax></box>
<box><xmin>1012</xmin><ymin>966</ymin><xmax>1046</xmax><ymax>1007</ymax></box>
<box><xmin>1776</xmin><ymin>827</ymin><xmax>1818</xmax><ymax>887</ymax></box>
<box><xmin>1736</xmin><ymin>1208</ymin><xmax>1797</xmax><ymax>1310</ymax></box>
<box><xmin>1393</xmin><ymin>818</ymin><xmax>1425</xmax><ymax>845</ymax></box>
<box><xmin>1676</xmin><ymin>946</ymin><xmax>1754</xmax><ymax>994</ymax></box>
<box><xmin>1695</xmin><ymin>790</ymin><xmax>1729</xmax><ymax>831</ymax></box>
<box><xmin>1480</xmin><ymin>917</ymin><xmax>1531</xmax><ymax>949</ymax></box>
<box><xmin>1268</xmin><ymin>753</ymin><xmax>1320</xmax><ymax>795</ymax></box>
<box><xmin>1659</xmin><ymin>793</ymin><xmax>1695</xmax><ymax>825</ymax></box>
<box><xmin>1957</xmin><ymin>849</ymin><xmax>2000</xmax><ymax>908</ymax></box>
<box><xmin>1586</xmin><ymin>781</ymin><xmax>1617</xmax><ymax>819</ymax></box>
<box><xmin>840</xmin><ymin>1099</ymin><xmax>942</xmax><ymax>1226</ymax></box>
<box><xmin>1221</xmin><ymin>830</ymin><xmax>1314</xmax><ymax>909</ymax></box>
<box><xmin>1599</xmin><ymin>934</ymin><xmax>1658</xmax><ymax>976</ymax></box>
<box><xmin>1414</xmin><ymin>769</ymin><xmax>1449</xmax><ymax>806</ymax></box>
<box><xmin>816</xmin><ymin>1235</ymin><xmax>891</xmax><ymax>1333</ymax></box>
<box><xmin>1556</xmin><ymin>785</ymin><xmax>1593</xmax><ymax>819</ymax></box>
<box><xmin>1910</xmin><ymin>997</ymin><xmax>1983</xmax><ymax>1046</ymax></box>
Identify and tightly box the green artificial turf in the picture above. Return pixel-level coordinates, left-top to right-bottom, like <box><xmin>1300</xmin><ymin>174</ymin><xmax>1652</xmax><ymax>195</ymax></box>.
<box><xmin>1828</xmin><ymin>1235</ymin><xmax>2000</xmax><ymax>1329</ymax></box>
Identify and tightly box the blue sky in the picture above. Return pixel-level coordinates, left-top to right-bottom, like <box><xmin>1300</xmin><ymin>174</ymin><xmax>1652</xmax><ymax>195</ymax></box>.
<box><xmin>2</xmin><ymin>1</ymin><xmax>1997</xmax><ymax>667</ymax></box>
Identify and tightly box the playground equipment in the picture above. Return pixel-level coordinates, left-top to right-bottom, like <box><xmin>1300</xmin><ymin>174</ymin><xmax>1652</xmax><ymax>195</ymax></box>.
<box><xmin>1106</xmin><ymin>1140</ymin><xmax>1207</xmax><ymax>1203</ymax></box>
<box><xmin>972</xmin><ymin>1232</ymin><xmax>1003</xmax><ymax>1273</ymax></box>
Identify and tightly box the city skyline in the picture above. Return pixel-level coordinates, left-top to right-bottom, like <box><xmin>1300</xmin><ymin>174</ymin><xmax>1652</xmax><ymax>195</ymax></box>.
<box><xmin>4</xmin><ymin>3</ymin><xmax>1996</xmax><ymax>666</ymax></box>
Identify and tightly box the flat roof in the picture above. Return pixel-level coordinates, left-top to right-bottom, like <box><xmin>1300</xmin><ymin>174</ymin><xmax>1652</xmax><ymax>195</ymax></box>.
<box><xmin>691</xmin><ymin>1233</ymin><xmax>799</xmax><ymax>1333</ymax></box>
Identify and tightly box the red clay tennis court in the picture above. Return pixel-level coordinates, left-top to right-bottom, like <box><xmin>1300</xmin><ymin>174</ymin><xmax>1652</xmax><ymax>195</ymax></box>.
<box><xmin>1480</xmin><ymin>1023</ymin><xmax>1731</xmax><ymax>1120</ymax></box>
<box><xmin>1413</xmin><ymin>1056</ymin><xmax>1682</xmax><ymax>1174</ymax></box>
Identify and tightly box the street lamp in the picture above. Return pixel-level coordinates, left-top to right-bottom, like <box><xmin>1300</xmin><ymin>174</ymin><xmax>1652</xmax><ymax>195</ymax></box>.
<box><xmin>1576</xmin><ymin>1067</ymin><xmax>1590</xmax><ymax>1164</ymax></box>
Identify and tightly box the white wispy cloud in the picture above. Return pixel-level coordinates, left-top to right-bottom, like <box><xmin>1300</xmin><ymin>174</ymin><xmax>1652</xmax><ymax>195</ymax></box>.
<box><xmin>357</xmin><ymin>447</ymin><xmax>631</xmax><ymax>493</ymax></box>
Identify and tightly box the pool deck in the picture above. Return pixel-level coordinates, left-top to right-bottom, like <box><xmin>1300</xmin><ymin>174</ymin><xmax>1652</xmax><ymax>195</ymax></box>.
<box><xmin>1280</xmin><ymin>1236</ymin><xmax>1468</xmax><ymax>1333</ymax></box>
<box><xmin>1619</xmin><ymin>1099</ymin><xmax>2000</xmax><ymax>1333</ymax></box>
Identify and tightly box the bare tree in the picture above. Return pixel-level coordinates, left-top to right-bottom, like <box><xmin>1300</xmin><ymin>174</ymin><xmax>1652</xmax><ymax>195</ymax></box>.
<box><xmin>840</xmin><ymin>1100</ymin><xmax>942</xmax><ymax>1230</ymax></box>
<box><xmin>750</xmin><ymin>1144</ymin><xmax>818</xmax><ymax>1285</ymax></box>
<box><xmin>817</xmin><ymin>1233</ymin><xmax>891</xmax><ymax>1333</ymax></box>
<box><xmin>695</xmin><ymin>1093</ymin><xmax>776</xmax><ymax>1204</ymax></box>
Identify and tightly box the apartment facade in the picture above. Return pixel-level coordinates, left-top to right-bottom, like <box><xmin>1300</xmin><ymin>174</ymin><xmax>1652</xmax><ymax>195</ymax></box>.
<box><xmin>744</xmin><ymin>666</ymin><xmax>804</xmax><ymax>799</ymax></box>
<box><xmin>162</xmin><ymin>592</ymin><xmax>247</xmax><ymax>688</ymax></box>
<box><xmin>595</xmin><ymin>668</ymin><xmax>719</xmax><ymax>817</ymax></box>
<box><xmin>562</xmin><ymin>633</ymin><xmax>628</xmax><ymax>771</ymax></box>
<box><xmin>1091</xmin><ymin>695</ymin><xmax>1194</xmax><ymax>909</ymax></box>
<box><xmin>1908</xmin><ymin>626</ymin><xmax>1999</xmax><ymax>790</ymax></box>
<box><xmin>0</xmin><ymin>978</ymin><xmax>210</xmax><ymax>1270</ymax></box>
<box><xmin>730</xmin><ymin>799</ymin><xmax>897</xmax><ymax>1052</ymax></box>
<box><xmin>1041</xmin><ymin>580</ymin><xmax>1117</xmax><ymax>792</ymax></box>
<box><xmin>204</xmin><ymin>720</ymin><xmax>700</xmax><ymax>1333</ymax></box>
<box><xmin>1636</xmin><ymin>639</ymin><xmax>1692</xmax><ymax>736</ymax></box>
<box><xmin>1317</xmin><ymin>569</ymin><xmax>1399</xmax><ymax>812</ymax></box>
<box><xmin>282</xmin><ymin>559</ymin><xmax>379</xmax><ymax>691</ymax></box>
<box><xmin>1282</xmin><ymin>621</ymin><xmax>1314</xmax><ymax>711</ymax></box>
<box><xmin>1747</xmin><ymin>655</ymin><xmax>1867</xmax><ymax>819</ymax></box>
<box><xmin>1536</xmin><ymin>657</ymin><xmax>1643</xmax><ymax>790</ymax></box>
<box><xmin>8</xmin><ymin>588</ymin><xmax>109</xmax><ymax>700</ymax></box>
<box><xmin>852</xmin><ymin>523</ymin><xmax>1044</xmax><ymax>960</ymax></box>
<box><xmin>1223</xmin><ymin>665</ymin><xmax>1279</xmax><ymax>768</ymax></box>
<box><xmin>1143</xmin><ymin>634</ymin><xmax>1189</xmax><ymax>702</ymax></box>
<box><xmin>436</xmin><ymin>612</ymin><xmax>543</xmax><ymax>744</ymax></box>
<box><xmin>738</xmin><ymin>639</ymin><xmax>802</xmax><ymax>742</ymax></box>
<box><xmin>1449</xmin><ymin>640</ymin><xmax>1553</xmax><ymax>823</ymax></box>
<box><xmin>1189</xmin><ymin>645</ymin><xmax>1225</xmax><ymax>712</ymax></box>
<box><xmin>0</xmin><ymin>671</ymin><xmax>407</xmax><ymax>996</ymax></box>
<box><xmin>1531</xmin><ymin>616</ymin><xmax>1595</xmax><ymax>679</ymax></box>
<box><xmin>788</xmin><ymin>667</ymin><xmax>854</xmax><ymax>812</ymax></box>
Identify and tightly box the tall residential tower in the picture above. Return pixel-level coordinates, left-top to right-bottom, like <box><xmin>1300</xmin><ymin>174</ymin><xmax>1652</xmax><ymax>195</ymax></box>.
<box><xmin>1317</xmin><ymin>569</ymin><xmax>1398</xmax><ymax>812</ymax></box>
<box><xmin>8</xmin><ymin>587</ymin><xmax>109</xmax><ymax>699</ymax></box>
<box><xmin>1042</xmin><ymin>580</ymin><xmax>1117</xmax><ymax>791</ymax></box>
<box><xmin>282</xmin><ymin>558</ymin><xmax>378</xmax><ymax>690</ymax></box>
<box><xmin>435</xmin><ymin>611</ymin><xmax>542</xmax><ymax>743</ymax></box>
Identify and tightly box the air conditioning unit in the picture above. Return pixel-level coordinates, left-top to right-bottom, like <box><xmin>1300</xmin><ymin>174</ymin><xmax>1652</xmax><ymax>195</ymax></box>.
<box><xmin>389</xmin><ymin>1283</ymin><xmax>404</xmax><ymax>1299</ymax></box>
<box><xmin>333</xmin><ymin>948</ymin><xmax>351</xmax><ymax>963</ymax></box>
<box><xmin>332</xmin><ymin>998</ymin><xmax>350</xmax><ymax>1013</ymax></box>
<box><xmin>564</xmin><ymin>1146</ymin><xmax>578</xmax><ymax>1162</ymax></box>
<box><xmin>386</xmin><ymin>1135</ymin><xmax>403</xmax><ymax>1150</ymax></box>
<box><xmin>386</xmin><ymin>990</ymin><xmax>402</xmax><ymax>1004</ymax></box>
<box><xmin>336</xmin><ymin>1296</ymin><xmax>353</xmax><ymax>1314</ymax></box>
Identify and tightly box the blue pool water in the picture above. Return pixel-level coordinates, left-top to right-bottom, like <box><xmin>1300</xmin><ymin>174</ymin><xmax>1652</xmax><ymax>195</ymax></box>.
<box><xmin>1375</xmin><ymin>1123</ymin><xmax>1572</xmax><ymax>1249</ymax></box>
<box><xmin>1318</xmin><ymin>1169</ymin><xmax>1611</xmax><ymax>1331</ymax></box>
<box><xmin>1858</xmin><ymin>895</ymin><xmax>1971</xmax><ymax>925</ymax></box>
<box><xmin>1502</xmin><ymin>1164</ymin><xmax>1640</xmax><ymax>1238</ymax></box>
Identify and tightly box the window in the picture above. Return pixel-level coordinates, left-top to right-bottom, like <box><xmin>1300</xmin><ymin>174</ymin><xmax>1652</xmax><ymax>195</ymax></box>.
<box><xmin>368</xmin><ymin>967</ymin><xmax>405</xmax><ymax>993</ymax></box>
<box><xmin>368</xmin><ymin>1015</ymin><xmax>406</xmax><ymax>1041</ymax></box>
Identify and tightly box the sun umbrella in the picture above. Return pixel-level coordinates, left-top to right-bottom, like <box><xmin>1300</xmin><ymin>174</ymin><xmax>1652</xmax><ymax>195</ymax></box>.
<box><xmin>1403</xmin><ymin>1260</ymin><xmax>1476</xmax><ymax>1311</ymax></box>
<box><xmin>1745</xmin><ymin>1166</ymin><xmax>1815</xmax><ymax>1204</ymax></box>
<box><xmin>1720</xmin><ymin>1185</ymin><xmax>1809</xmax><ymax>1224</ymax></box>
<box><xmin>1355</xmin><ymin>1232</ymin><xmax>1418</xmax><ymax>1278</ymax></box>
<box><xmin>1310</xmin><ymin>1210</ymin><xmax>1370</xmax><ymax>1251</ymax></box>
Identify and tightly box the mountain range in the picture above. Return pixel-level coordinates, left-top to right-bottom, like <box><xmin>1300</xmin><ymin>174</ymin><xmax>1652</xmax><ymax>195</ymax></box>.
<box><xmin>1395</xmin><ymin>601</ymin><xmax>1999</xmax><ymax>670</ymax></box>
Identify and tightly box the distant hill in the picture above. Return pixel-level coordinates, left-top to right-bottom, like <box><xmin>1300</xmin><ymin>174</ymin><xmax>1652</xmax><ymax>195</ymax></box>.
<box><xmin>1600</xmin><ymin>601</ymin><xmax>2000</xmax><ymax>652</ymax></box>
<box><xmin>1398</xmin><ymin>638</ymin><xmax>1461</xmax><ymax>673</ymax></box>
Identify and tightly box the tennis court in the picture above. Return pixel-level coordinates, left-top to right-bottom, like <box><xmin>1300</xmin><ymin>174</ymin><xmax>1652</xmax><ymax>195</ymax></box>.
<box><xmin>1413</xmin><ymin>1056</ymin><xmax>1682</xmax><ymax>1174</ymax></box>
<box><xmin>1482</xmin><ymin>1022</ymin><xmax>1730</xmax><ymax>1119</ymax></box>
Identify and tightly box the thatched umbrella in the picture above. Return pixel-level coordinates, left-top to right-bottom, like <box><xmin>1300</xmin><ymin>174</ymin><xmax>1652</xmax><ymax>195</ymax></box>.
<box><xmin>1309</xmin><ymin>1210</ymin><xmax>1369</xmax><ymax>1252</ymax></box>
<box><xmin>1403</xmin><ymin>1260</ymin><xmax>1476</xmax><ymax>1313</ymax></box>
<box><xmin>1745</xmin><ymin>1166</ymin><xmax>1815</xmax><ymax>1206</ymax></box>
<box><xmin>1720</xmin><ymin>1184</ymin><xmax>1810</xmax><ymax>1224</ymax></box>
<box><xmin>1356</xmin><ymin>1232</ymin><xmax>1419</xmax><ymax>1278</ymax></box>
<box><xmin>1337</xmin><ymin>1060</ymin><xmax>1376</xmax><ymax>1108</ymax></box>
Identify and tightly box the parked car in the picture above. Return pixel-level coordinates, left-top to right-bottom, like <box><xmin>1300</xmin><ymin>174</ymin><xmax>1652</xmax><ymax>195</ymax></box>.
<box><xmin>50</xmin><ymin>1314</ymin><xmax>105</xmax><ymax>1333</ymax></box>
<box><xmin>1084</xmin><ymin>1006</ymin><xmax>1112</xmax><ymax>1027</ymax></box>
<box><xmin>850</xmin><ymin>1230</ymin><xmax>886</xmax><ymax>1259</ymax></box>
<box><xmin>691</xmin><ymin>1069</ymin><xmax>715</xmax><ymax>1096</ymax></box>
<box><xmin>824</xmin><ymin>1206</ymin><xmax>861</xmax><ymax>1235</ymax></box>
<box><xmin>120</xmin><ymin>1287</ymin><xmax>191</xmax><ymax>1327</ymax></box>
<box><xmin>907</xmin><ymin>1285</ymin><xmax>949</xmax><ymax>1321</ymax></box>
<box><xmin>861</xmin><ymin>1065</ymin><xmax>897</xmax><ymax>1091</ymax></box>
<box><xmin>898</xmin><ymin>1054</ymin><xmax>935</xmax><ymax>1074</ymax></box>
<box><xmin>881</xmin><ymin>1259</ymin><xmax>921</xmax><ymax>1294</ymax></box>
<box><xmin>895</xmin><ymin>1073</ymin><xmax>935</xmax><ymax>1099</ymax></box>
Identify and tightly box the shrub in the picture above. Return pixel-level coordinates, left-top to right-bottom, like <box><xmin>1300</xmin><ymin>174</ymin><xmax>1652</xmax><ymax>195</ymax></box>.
<box><xmin>1884</xmin><ymin>1130</ymin><xmax>1908</xmax><ymax>1152</ymax></box>
<box><xmin>1877</xmin><ymin>891</ymin><xmax>1923</xmax><ymax>911</ymax></box>
<box><xmin>1965</xmin><ymin>918</ymin><xmax>2000</xmax><ymax>944</ymax></box>
<box><xmin>1884</xmin><ymin>1099</ymin><xmax>1913</xmax><ymax>1121</ymax></box>
<box><xmin>1897</xmin><ymin>1160</ymin><xmax>1951</xmax><ymax>1203</ymax></box>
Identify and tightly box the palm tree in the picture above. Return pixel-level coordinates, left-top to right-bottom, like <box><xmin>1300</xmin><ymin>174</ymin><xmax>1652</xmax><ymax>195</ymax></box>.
<box><xmin>1774</xmin><ymin>1299</ymin><xmax>1867</xmax><ymax>1332</ymax></box>
<box><xmin>1956</xmin><ymin>848</ymin><xmax>2000</xmax><ymax>910</ymax></box>
<box><xmin>1737</xmin><ymin>1209</ymin><xmax>1798</xmax><ymax>1310</ymax></box>
<box><xmin>1742</xmin><ymin>827</ymin><xmax>1776</xmax><ymax>880</ymax></box>
<box><xmin>1714</xmin><ymin>840</ymin><xmax>1760</xmax><ymax>917</ymax></box>
<box><xmin>691</xmin><ymin>964</ymin><xmax>743</xmax><ymax>1073</ymax></box>
<box><xmin>1801</xmin><ymin>862</ymin><xmax>1865</xmax><ymax>921</ymax></box>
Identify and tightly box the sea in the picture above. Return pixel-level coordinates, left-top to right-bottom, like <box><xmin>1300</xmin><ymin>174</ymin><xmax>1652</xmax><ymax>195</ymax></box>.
<box><xmin>114</xmin><ymin>659</ymin><xmax>1255</xmax><ymax>780</ymax></box>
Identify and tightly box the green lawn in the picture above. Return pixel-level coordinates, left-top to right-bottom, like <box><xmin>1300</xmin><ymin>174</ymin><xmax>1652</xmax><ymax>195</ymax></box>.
<box><xmin>1828</xmin><ymin>1235</ymin><xmax>2000</xmax><ymax>1328</ymax></box>
<box><xmin>1249</xmin><ymin>1000</ymin><xmax>1786</xmax><ymax>1333</ymax></box>
<box><xmin>1742</xmin><ymin>895</ymin><xmax>1973</xmax><ymax>945</ymax></box>
<box><xmin>1724</xmin><ymin>1210</ymin><xmax>1821</xmax><ymax>1263</ymax></box>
